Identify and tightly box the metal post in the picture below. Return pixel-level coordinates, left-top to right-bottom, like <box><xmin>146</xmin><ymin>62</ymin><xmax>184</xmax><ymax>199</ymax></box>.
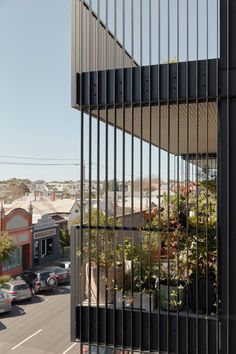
<box><xmin>219</xmin><ymin>0</ymin><xmax>236</xmax><ymax>353</ymax></box>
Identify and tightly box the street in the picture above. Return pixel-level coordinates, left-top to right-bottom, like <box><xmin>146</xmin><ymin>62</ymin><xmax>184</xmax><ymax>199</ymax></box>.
<box><xmin>0</xmin><ymin>285</ymin><xmax>80</xmax><ymax>354</ymax></box>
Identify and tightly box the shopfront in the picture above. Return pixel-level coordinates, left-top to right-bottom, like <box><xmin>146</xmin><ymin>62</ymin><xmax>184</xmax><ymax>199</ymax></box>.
<box><xmin>32</xmin><ymin>215</ymin><xmax>60</xmax><ymax>266</ymax></box>
<box><xmin>0</xmin><ymin>207</ymin><xmax>32</xmax><ymax>277</ymax></box>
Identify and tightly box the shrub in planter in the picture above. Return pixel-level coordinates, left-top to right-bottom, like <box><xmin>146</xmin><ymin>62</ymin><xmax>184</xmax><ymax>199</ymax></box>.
<box><xmin>116</xmin><ymin>258</ymin><xmax>159</xmax><ymax>311</ymax></box>
<box><xmin>159</xmin><ymin>280</ymin><xmax>186</xmax><ymax>312</ymax></box>
<box><xmin>184</xmin><ymin>231</ymin><xmax>217</xmax><ymax>314</ymax></box>
<box><xmin>88</xmin><ymin>263</ymin><xmax>123</xmax><ymax>304</ymax></box>
<box><xmin>77</xmin><ymin>212</ymin><xmax>124</xmax><ymax>305</ymax></box>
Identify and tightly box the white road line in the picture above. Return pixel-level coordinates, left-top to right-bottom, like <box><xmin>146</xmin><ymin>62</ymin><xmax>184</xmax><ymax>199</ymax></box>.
<box><xmin>11</xmin><ymin>329</ymin><xmax>42</xmax><ymax>350</ymax></box>
<box><xmin>62</xmin><ymin>342</ymin><xmax>77</xmax><ymax>354</ymax></box>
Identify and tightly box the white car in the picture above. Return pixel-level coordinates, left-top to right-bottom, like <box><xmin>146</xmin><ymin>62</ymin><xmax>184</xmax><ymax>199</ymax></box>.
<box><xmin>0</xmin><ymin>289</ymin><xmax>12</xmax><ymax>313</ymax></box>
<box><xmin>1</xmin><ymin>280</ymin><xmax>32</xmax><ymax>302</ymax></box>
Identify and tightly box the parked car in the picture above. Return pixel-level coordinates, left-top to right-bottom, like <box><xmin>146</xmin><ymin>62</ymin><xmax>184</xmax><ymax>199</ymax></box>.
<box><xmin>0</xmin><ymin>289</ymin><xmax>12</xmax><ymax>313</ymax></box>
<box><xmin>46</xmin><ymin>266</ymin><xmax>70</xmax><ymax>285</ymax></box>
<box><xmin>1</xmin><ymin>280</ymin><xmax>32</xmax><ymax>302</ymax></box>
<box><xmin>19</xmin><ymin>269</ymin><xmax>57</xmax><ymax>293</ymax></box>
<box><xmin>56</xmin><ymin>261</ymin><xmax>70</xmax><ymax>274</ymax></box>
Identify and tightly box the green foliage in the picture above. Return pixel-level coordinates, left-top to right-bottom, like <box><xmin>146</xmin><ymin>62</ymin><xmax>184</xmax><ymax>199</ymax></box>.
<box><xmin>78</xmin><ymin>177</ymin><xmax>217</xmax><ymax>295</ymax></box>
<box><xmin>107</xmin><ymin>180</ymin><xmax>119</xmax><ymax>192</ymax></box>
<box><xmin>141</xmin><ymin>177</ymin><xmax>217</xmax><ymax>286</ymax></box>
<box><xmin>77</xmin><ymin>209</ymin><xmax>123</xmax><ymax>267</ymax></box>
<box><xmin>0</xmin><ymin>275</ymin><xmax>11</xmax><ymax>285</ymax></box>
<box><xmin>59</xmin><ymin>228</ymin><xmax>70</xmax><ymax>248</ymax></box>
<box><xmin>0</xmin><ymin>233</ymin><xmax>16</xmax><ymax>263</ymax></box>
<box><xmin>179</xmin><ymin>231</ymin><xmax>217</xmax><ymax>281</ymax></box>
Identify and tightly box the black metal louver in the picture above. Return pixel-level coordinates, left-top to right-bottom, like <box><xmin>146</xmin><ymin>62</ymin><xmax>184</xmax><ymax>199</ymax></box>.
<box><xmin>70</xmin><ymin>0</ymin><xmax>236</xmax><ymax>353</ymax></box>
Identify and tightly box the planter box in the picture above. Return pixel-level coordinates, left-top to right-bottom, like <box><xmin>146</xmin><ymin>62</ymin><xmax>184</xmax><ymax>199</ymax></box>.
<box><xmin>116</xmin><ymin>291</ymin><xmax>158</xmax><ymax>311</ymax></box>
<box><xmin>86</xmin><ymin>264</ymin><xmax>123</xmax><ymax>304</ymax></box>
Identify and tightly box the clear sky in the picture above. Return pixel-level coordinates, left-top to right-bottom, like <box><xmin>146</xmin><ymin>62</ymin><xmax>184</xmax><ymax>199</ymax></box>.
<box><xmin>0</xmin><ymin>0</ymin><xmax>80</xmax><ymax>181</ymax></box>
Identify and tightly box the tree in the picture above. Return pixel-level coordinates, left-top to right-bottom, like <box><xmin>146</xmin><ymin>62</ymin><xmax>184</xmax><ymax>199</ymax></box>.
<box><xmin>59</xmin><ymin>228</ymin><xmax>70</xmax><ymax>249</ymax></box>
<box><xmin>108</xmin><ymin>180</ymin><xmax>119</xmax><ymax>192</ymax></box>
<box><xmin>0</xmin><ymin>232</ymin><xmax>16</xmax><ymax>263</ymax></box>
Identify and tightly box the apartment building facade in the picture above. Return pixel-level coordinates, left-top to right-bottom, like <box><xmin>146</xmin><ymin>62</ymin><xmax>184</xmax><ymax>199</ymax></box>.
<box><xmin>71</xmin><ymin>0</ymin><xmax>236</xmax><ymax>353</ymax></box>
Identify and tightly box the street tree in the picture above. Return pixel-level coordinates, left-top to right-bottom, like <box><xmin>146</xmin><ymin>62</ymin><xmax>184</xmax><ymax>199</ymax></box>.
<box><xmin>0</xmin><ymin>232</ymin><xmax>15</xmax><ymax>263</ymax></box>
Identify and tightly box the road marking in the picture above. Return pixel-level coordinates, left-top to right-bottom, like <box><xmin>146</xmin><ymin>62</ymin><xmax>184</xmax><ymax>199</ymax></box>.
<box><xmin>62</xmin><ymin>343</ymin><xmax>77</xmax><ymax>354</ymax></box>
<box><xmin>11</xmin><ymin>329</ymin><xmax>42</xmax><ymax>350</ymax></box>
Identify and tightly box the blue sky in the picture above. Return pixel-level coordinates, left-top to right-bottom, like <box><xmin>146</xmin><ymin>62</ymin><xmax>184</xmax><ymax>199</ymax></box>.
<box><xmin>0</xmin><ymin>0</ymin><xmax>80</xmax><ymax>181</ymax></box>
<box><xmin>0</xmin><ymin>0</ymin><xmax>218</xmax><ymax>182</ymax></box>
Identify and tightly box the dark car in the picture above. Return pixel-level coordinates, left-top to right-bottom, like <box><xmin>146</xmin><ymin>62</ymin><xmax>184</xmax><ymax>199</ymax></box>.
<box><xmin>19</xmin><ymin>269</ymin><xmax>57</xmax><ymax>293</ymax></box>
<box><xmin>45</xmin><ymin>266</ymin><xmax>70</xmax><ymax>285</ymax></box>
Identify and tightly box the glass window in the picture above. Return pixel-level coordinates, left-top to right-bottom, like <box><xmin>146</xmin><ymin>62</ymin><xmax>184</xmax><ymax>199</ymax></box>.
<box><xmin>2</xmin><ymin>247</ymin><xmax>22</xmax><ymax>271</ymax></box>
<box><xmin>0</xmin><ymin>292</ymin><xmax>5</xmax><ymax>299</ymax></box>
<box><xmin>34</xmin><ymin>241</ymin><xmax>39</xmax><ymax>258</ymax></box>
<box><xmin>14</xmin><ymin>284</ymin><xmax>29</xmax><ymax>291</ymax></box>
<box><xmin>41</xmin><ymin>239</ymin><xmax>46</xmax><ymax>257</ymax></box>
<box><xmin>1</xmin><ymin>284</ymin><xmax>10</xmax><ymax>290</ymax></box>
<box><xmin>47</xmin><ymin>238</ymin><xmax>53</xmax><ymax>255</ymax></box>
<box><xmin>39</xmin><ymin>272</ymin><xmax>54</xmax><ymax>281</ymax></box>
<box><xmin>41</xmin><ymin>238</ymin><xmax>53</xmax><ymax>257</ymax></box>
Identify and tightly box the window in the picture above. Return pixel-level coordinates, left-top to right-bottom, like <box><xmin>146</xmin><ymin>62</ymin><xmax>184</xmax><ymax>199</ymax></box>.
<box><xmin>21</xmin><ymin>271</ymin><xmax>36</xmax><ymax>283</ymax></box>
<box><xmin>39</xmin><ymin>272</ymin><xmax>54</xmax><ymax>281</ymax></box>
<box><xmin>1</xmin><ymin>284</ymin><xmax>10</xmax><ymax>290</ymax></box>
<box><xmin>14</xmin><ymin>284</ymin><xmax>29</xmax><ymax>291</ymax></box>
<box><xmin>47</xmin><ymin>238</ymin><xmax>53</xmax><ymax>255</ymax></box>
<box><xmin>41</xmin><ymin>238</ymin><xmax>53</xmax><ymax>257</ymax></box>
<box><xmin>34</xmin><ymin>241</ymin><xmax>39</xmax><ymax>259</ymax></box>
<box><xmin>2</xmin><ymin>247</ymin><xmax>22</xmax><ymax>271</ymax></box>
<box><xmin>41</xmin><ymin>239</ymin><xmax>46</xmax><ymax>257</ymax></box>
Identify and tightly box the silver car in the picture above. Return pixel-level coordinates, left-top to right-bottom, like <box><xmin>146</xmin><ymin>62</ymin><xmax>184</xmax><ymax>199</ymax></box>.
<box><xmin>1</xmin><ymin>280</ymin><xmax>32</xmax><ymax>302</ymax></box>
<box><xmin>0</xmin><ymin>289</ymin><xmax>12</xmax><ymax>313</ymax></box>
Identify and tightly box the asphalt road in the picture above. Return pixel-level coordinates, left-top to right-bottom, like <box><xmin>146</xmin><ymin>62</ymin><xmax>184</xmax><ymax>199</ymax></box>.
<box><xmin>0</xmin><ymin>285</ymin><xmax>80</xmax><ymax>354</ymax></box>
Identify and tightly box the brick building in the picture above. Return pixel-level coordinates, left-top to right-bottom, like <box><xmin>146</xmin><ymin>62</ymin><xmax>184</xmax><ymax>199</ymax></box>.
<box><xmin>0</xmin><ymin>206</ymin><xmax>32</xmax><ymax>277</ymax></box>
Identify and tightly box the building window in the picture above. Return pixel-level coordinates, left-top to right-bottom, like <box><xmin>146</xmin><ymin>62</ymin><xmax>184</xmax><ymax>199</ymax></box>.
<box><xmin>34</xmin><ymin>241</ymin><xmax>39</xmax><ymax>259</ymax></box>
<box><xmin>41</xmin><ymin>239</ymin><xmax>46</xmax><ymax>257</ymax></box>
<box><xmin>41</xmin><ymin>238</ymin><xmax>53</xmax><ymax>257</ymax></box>
<box><xmin>2</xmin><ymin>247</ymin><xmax>22</xmax><ymax>271</ymax></box>
<box><xmin>47</xmin><ymin>238</ymin><xmax>53</xmax><ymax>255</ymax></box>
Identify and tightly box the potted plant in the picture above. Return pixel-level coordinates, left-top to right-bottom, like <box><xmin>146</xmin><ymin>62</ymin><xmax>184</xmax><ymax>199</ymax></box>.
<box><xmin>185</xmin><ymin>231</ymin><xmax>217</xmax><ymax>314</ymax></box>
<box><xmin>158</xmin><ymin>257</ymin><xmax>187</xmax><ymax>312</ymax></box>
<box><xmin>116</xmin><ymin>235</ymin><xmax>159</xmax><ymax>311</ymax></box>
<box><xmin>116</xmin><ymin>267</ymin><xmax>159</xmax><ymax>311</ymax></box>
<box><xmin>182</xmin><ymin>177</ymin><xmax>217</xmax><ymax>314</ymax></box>
<box><xmin>77</xmin><ymin>211</ymin><xmax>124</xmax><ymax>305</ymax></box>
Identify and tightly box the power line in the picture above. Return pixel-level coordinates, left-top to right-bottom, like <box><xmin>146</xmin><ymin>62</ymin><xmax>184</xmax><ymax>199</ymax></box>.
<box><xmin>0</xmin><ymin>155</ymin><xmax>79</xmax><ymax>161</ymax></box>
<box><xmin>0</xmin><ymin>161</ymin><xmax>80</xmax><ymax>166</ymax></box>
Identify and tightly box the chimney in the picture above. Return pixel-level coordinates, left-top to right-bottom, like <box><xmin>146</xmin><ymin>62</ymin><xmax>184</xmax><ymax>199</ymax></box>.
<box><xmin>51</xmin><ymin>192</ymin><xmax>56</xmax><ymax>201</ymax></box>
